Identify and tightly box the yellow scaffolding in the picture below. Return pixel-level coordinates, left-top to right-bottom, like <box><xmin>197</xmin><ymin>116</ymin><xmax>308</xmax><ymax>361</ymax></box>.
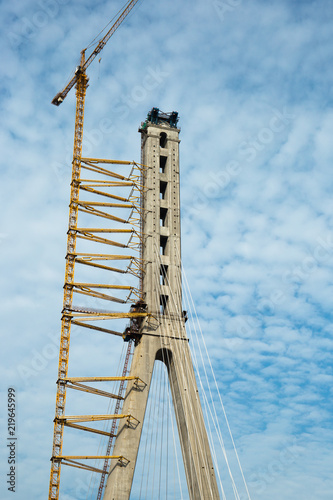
<box><xmin>48</xmin><ymin>154</ymin><xmax>148</xmax><ymax>500</ymax></box>
<box><xmin>48</xmin><ymin>119</ymin><xmax>148</xmax><ymax>500</ymax></box>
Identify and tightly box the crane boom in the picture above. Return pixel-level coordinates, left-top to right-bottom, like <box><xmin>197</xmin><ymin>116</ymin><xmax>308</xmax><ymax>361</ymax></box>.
<box><xmin>51</xmin><ymin>0</ymin><xmax>140</xmax><ymax>106</ymax></box>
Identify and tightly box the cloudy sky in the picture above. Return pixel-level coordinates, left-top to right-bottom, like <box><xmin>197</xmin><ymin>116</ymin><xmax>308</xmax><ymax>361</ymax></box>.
<box><xmin>1</xmin><ymin>0</ymin><xmax>333</xmax><ymax>499</ymax></box>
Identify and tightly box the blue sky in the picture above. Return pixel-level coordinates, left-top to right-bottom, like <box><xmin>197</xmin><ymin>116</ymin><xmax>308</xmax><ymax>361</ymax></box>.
<box><xmin>1</xmin><ymin>0</ymin><xmax>333</xmax><ymax>499</ymax></box>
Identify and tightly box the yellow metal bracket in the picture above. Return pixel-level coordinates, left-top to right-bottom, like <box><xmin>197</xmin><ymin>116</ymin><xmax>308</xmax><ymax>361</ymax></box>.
<box><xmin>53</xmin><ymin>455</ymin><xmax>130</xmax><ymax>474</ymax></box>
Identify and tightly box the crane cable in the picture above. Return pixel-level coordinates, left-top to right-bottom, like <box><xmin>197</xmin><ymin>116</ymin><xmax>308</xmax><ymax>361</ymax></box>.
<box><xmin>85</xmin><ymin>1</ymin><xmax>128</xmax><ymax>51</ymax></box>
<box><xmin>85</xmin><ymin>0</ymin><xmax>143</xmax><ymax>51</ymax></box>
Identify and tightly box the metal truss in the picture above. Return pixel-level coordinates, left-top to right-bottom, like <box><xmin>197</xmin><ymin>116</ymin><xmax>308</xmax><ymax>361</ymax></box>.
<box><xmin>48</xmin><ymin>148</ymin><xmax>147</xmax><ymax>498</ymax></box>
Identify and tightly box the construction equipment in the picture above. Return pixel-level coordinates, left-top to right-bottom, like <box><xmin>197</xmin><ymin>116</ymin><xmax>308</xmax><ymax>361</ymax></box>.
<box><xmin>48</xmin><ymin>3</ymin><xmax>143</xmax><ymax>499</ymax></box>
<box><xmin>51</xmin><ymin>0</ymin><xmax>140</xmax><ymax>107</ymax></box>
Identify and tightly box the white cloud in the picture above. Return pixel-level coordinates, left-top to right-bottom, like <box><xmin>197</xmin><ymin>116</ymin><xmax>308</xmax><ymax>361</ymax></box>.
<box><xmin>1</xmin><ymin>0</ymin><xmax>333</xmax><ymax>498</ymax></box>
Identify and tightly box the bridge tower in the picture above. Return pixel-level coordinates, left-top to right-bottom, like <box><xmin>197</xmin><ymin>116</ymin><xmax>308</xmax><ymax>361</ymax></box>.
<box><xmin>103</xmin><ymin>109</ymin><xmax>220</xmax><ymax>500</ymax></box>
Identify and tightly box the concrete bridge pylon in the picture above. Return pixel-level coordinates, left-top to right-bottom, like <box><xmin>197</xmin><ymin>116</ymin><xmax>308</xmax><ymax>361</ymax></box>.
<box><xmin>103</xmin><ymin>109</ymin><xmax>220</xmax><ymax>500</ymax></box>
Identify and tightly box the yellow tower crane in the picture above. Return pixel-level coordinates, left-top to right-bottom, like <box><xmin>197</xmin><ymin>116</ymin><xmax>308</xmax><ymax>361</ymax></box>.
<box><xmin>51</xmin><ymin>0</ymin><xmax>141</xmax><ymax>191</ymax></box>
<box><xmin>48</xmin><ymin>2</ymin><xmax>143</xmax><ymax>499</ymax></box>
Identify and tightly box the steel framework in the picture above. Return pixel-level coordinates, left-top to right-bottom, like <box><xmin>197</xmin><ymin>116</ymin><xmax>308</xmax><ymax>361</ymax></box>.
<box><xmin>48</xmin><ymin>73</ymin><xmax>148</xmax><ymax>498</ymax></box>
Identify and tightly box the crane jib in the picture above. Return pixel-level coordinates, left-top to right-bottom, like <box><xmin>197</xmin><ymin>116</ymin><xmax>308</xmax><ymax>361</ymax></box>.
<box><xmin>51</xmin><ymin>0</ymin><xmax>140</xmax><ymax>106</ymax></box>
